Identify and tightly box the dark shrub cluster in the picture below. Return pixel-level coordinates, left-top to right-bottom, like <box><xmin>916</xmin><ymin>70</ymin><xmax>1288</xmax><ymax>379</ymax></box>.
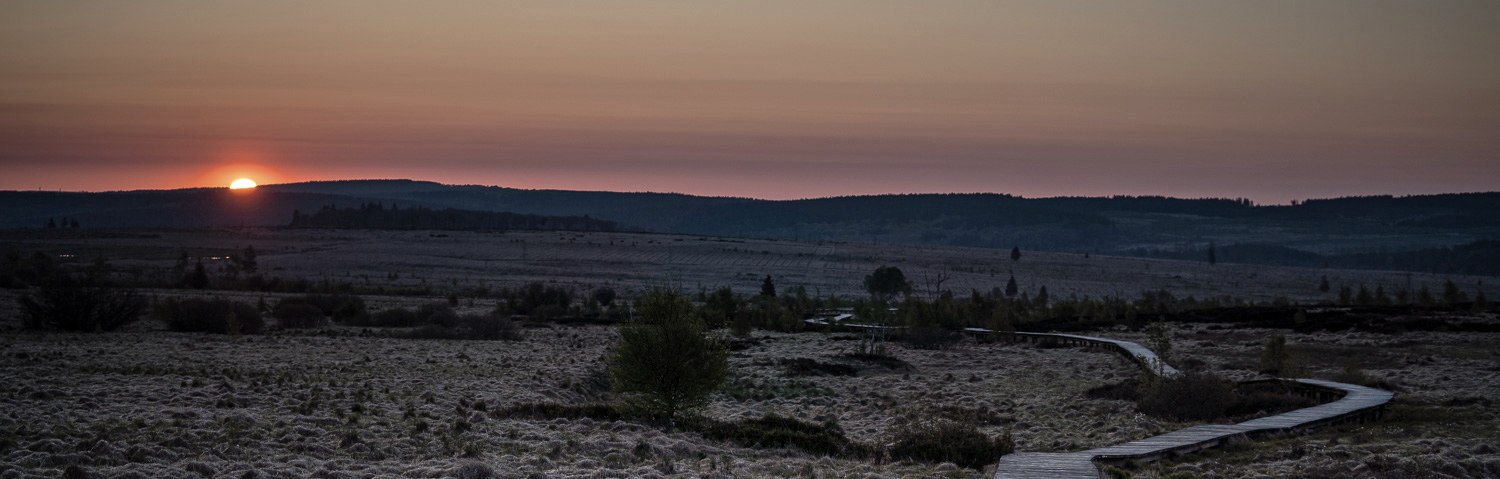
<box><xmin>490</xmin><ymin>402</ymin><xmax>622</xmax><ymax>421</ymax></box>
<box><xmin>154</xmin><ymin>297</ymin><xmax>264</xmax><ymax>335</ymax></box>
<box><xmin>18</xmin><ymin>273</ymin><xmax>146</xmax><ymax>332</ymax></box>
<box><xmin>687</xmin><ymin>414</ymin><xmax>865</xmax><ymax>458</ymax></box>
<box><xmin>886</xmin><ymin>416</ymin><xmax>1014</xmax><ymax>469</ymax></box>
<box><xmin>273</xmin><ymin>302</ymin><xmax>324</xmax><ymax>329</ymax></box>
<box><xmin>357</xmin><ymin>303</ymin><xmax>459</xmax><ymax>328</ymax></box>
<box><xmin>403</xmin><ymin>312</ymin><xmax>523</xmax><ymax>340</ymax></box>
<box><xmin>1092</xmin><ymin>376</ymin><xmax>1325</xmax><ymax>422</ymax></box>
<box><xmin>779</xmin><ymin>357</ymin><xmax>858</xmax><ymax>377</ymax></box>
<box><xmin>1137</xmin><ymin>373</ymin><xmax>1237</xmax><ymax>421</ymax></box>
<box><xmin>275</xmin><ymin>294</ymin><xmax>367</xmax><ymax>323</ymax></box>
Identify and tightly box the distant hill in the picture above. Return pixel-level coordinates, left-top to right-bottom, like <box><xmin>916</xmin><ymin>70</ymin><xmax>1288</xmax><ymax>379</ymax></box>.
<box><xmin>2</xmin><ymin>180</ymin><xmax>1497</xmax><ymax>275</ymax></box>
<box><xmin>289</xmin><ymin>202</ymin><xmax>618</xmax><ymax>232</ymax></box>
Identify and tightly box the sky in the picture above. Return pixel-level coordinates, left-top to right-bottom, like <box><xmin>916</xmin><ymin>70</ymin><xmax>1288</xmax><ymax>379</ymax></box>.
<box><xmin>2</xmin><ymin>1</ymin><xmax>1497</xmax><ymax>202</ymax></box>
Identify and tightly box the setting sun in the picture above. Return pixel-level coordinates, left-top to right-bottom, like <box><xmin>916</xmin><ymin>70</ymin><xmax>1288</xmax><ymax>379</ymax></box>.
<box><xmin>229</xmin><ymin>178</ymin><xmax>257</xmax><ymax>190</ymax></box>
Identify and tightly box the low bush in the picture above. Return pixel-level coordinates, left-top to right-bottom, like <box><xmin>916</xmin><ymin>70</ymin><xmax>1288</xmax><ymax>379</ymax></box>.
<box><xmin>358</xmin><ymin>303</ymin><xmax>458</xmax><ymax>328</ymax></box>
<box><xmin>779</xmin><ymin>357</ymin><xmax>858</xmax><ymax>377</ymax></box>
<box><xmin>901</xmin><ymin>325</ymin><xmax>962</xmax><ymax>350</ymax></box>
<box><xmin>490</xmin><ymin>402</ymin><xmax>622</xmax><ymax>421</ymax></box>
<box><xmin>276</xmin><ymin>294</ymin><xmax>367</xmax><ymax>323</ymax></box>
<box><xmin>273</xmin><ymin>303</ymin><xmax>325</xmax><ymax>329</ymax></box>
<box><xmin>401</xmin><ymin>312</ymin><xmax>523</xmax><ymax>340</ymax></box>
<box><xmin>1137</xmin><ymin>372</ymin><xmax>1237</xmax><ymax>421</ymax></box>
<box><xmin>687</xmin><ymin>414</ymin><xmax>865</xmax><ymax>457</ymax></box>
<box><xmin>886</xmin><ymin>415</ymin><xmax>1013</xmax><ymax>469</ymax></box>
<box><xmin>19</xmin><ymin>274</ymin><xmax>146</xmax><ymax>332</ymax></box>
<box><xmin>155</xmin><ymin>298</ymin><xmax>264</xmax><ymax>335</ymax></box>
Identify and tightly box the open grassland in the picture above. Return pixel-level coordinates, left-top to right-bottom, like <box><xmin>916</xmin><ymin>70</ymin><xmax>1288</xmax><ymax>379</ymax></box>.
<box><xmin>2</xmin><ymin>307</ymin><xmax>1162</xmax><ymax>479</ymax></box>
<box><xmin>2</xmin><ymin>228</ymin><xmax>1493</xmax><ymax>303</ymax></box>
<box><xmin>3</xmin><ymin>229</ymin><xmax>1499</xmax><ymax>478</ymax></box>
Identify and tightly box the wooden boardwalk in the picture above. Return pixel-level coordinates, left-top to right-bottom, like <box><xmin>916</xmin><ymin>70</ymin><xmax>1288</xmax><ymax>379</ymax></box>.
<box><xmin>974</xmin><ymin>330</ymin><xmax>1395</xmax><ymax>479</ymax></box>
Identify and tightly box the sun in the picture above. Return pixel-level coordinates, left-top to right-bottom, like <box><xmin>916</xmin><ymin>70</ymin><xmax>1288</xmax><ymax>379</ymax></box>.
<box><xmin>229</xmin><ymin>178</ymin><xmax>258</xmax><ymax>190</ymax></box>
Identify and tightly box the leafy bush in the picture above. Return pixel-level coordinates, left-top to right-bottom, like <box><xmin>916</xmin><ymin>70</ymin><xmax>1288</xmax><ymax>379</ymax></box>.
<box><xmin>273</xmin><ymin>302</ymin><xmax>324</xmax><ymax>329</ymax></box>
<box><xmin>19</xmin><ymin>274</ymin><xmax>146</xmax><ymax>332</ymax></box>
<box><xmin>155</xmin><ymin>298</ymin><xmax>264</xmax><ymax>335</ymax></box>
<box><xmin>610</xmin><ymin>289</ymin><xmax>728</xmax><ymax>426</ymax></box>
<box><xmin>886</xmin><ymin>416</ymin><xmax>1013</xmax><ymax>469</ymax></box>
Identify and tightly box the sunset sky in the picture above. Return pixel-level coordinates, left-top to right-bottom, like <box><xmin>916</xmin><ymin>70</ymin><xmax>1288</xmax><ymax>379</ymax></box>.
<box><xmin>2</xmin><ymin>1</ymin><xmax>1497</xmax><ymax>202</ymax></box>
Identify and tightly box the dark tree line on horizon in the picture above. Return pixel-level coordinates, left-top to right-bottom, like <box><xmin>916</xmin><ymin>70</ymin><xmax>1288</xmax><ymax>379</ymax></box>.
<box><xmin>288</xmin><ymin>203</ymin><xmax>619</xmax><ymax>232</ymax></box>
<box><xmin>1128</xmin><ymin>240</ymin><xmax>1500</xmax><ymax>276</ymax></box>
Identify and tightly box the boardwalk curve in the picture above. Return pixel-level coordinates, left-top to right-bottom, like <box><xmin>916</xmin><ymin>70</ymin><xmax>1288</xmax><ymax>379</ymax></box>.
<box><xmin>971</xmin><ymin>329</ymin><xmax>1395</xmax><ymax>478</ymax></box>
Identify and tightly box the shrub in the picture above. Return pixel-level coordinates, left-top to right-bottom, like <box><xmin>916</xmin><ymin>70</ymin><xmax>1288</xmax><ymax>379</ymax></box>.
<box><xmin>1259</xmin><ymin>334</ymin><xmax>1292</xmax><ymax>376</ymax></box>
<box><xmin>1137</xmin><ymin>372</ymin><xmax>1236</xmax><ymax>421</ymax></box>
<box><xmin>18</xmin><ymin>274</ymin><xmax>146</xmax><ymax>332</ymax></box>
<box><xmin>155</xmin><ymin>298</ymin><xmax>264</xmax><ymax>335</ymax></box>
<box><xmin>886</xmin><ymin>416</ymin><xmax>1013</xmax><ymax>469</ymax></box>
<box><xmin>452</xmin><ymin>462</ymin><xmax>495</xmax><ymax>479</ymax></box>
<box><xmin>273</xmin><ymin>302</ymin><xmax>325</xmax><ymax>329</ymax></box>
<box><xmin>365</xmin><ymin>307</ymin><xmax>419</xmax><ymax>328</ymax></box>
<box><xmin>687</xmin><ymin>414</ymin><xmax>863</xmax><ymax>457</ymax></box>
<box><xmin>901</xmin><ymin>324</ymin><xmax>961</xmax><ymax>350</ymax></box>
<box><xmin>460</xmin><ymin>312</ymin><xmax>524</xmax><ymax>340</ymax></box>
<box><xmin>276</xmin><ymin>294</ymin><xmax>367</xmax><ymax>323</ymax></box>
<box><xmin>609</xmin><ymin>289</ymin><xmax>729</xmax><ymax>427</ymax></box>
<box><xmin>358</xmin><ymin>303</ymin><xmax>457</xmax><ymax>328</ymax></box>
<box><xmin>401</xmin><ymin>312</ymin><xmax>523</xmax><ymax>340</ymax></box>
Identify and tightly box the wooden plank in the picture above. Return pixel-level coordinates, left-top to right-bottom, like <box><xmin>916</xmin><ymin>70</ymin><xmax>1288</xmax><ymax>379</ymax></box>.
<box><xmin>986</xmin><ymin>331</ymin><xmax>1395</xmax><ymax>479</ymax></box>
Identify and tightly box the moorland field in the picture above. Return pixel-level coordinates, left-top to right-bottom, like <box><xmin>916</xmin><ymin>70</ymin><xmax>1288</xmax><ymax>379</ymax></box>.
<box><xmin>2</xmin><ymin>228</ymin><xmax>1498</xmax><ymax>478</ymax></box>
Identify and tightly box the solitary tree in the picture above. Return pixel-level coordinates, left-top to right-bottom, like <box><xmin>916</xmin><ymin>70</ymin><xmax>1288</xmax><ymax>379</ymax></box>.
<box><xmin>760</xmin><ymin>275</ymin><xmax>776</xmax><ymax>297</ymax></box>
<box><xmin>864</xmin><ymin>266</ymin><xmax>911</xmax><ymax>302</ymax></box>
<box><xmin>1010</xmin><ymin>246</ymin><xmax>1021</xmax><ymax>262</ymax></box>
<box><xmin>1004</xmin><ymin>273</ymin><xmax>1018</xmax><ymax>298</ymax></box>
<box><xmin>1442</xmin><ymin>280</ymin><xmax>1467</xmax><ymax>306</ymax></box>
<box><xmin>1035</xmin><ymin>285</ymin><xmax>1049</xmax><ymax>308</ymax></box>
<box><xmin>184</xmin><ymin>259</ymin><xmax>209</xmax><ymax>289</ymax></box>
<box><xmin>1259</xmin><ymin>334</ymin><xmax>1292</xmax><ymax>376</ymax></box>
<box><xmin>233</xmin><ymin>245</ymin><xmax>258</xmax><ymax>274</ymax></box>
<box><xmin>609</xmin><ymin>289</ymin><xmax>728</xmax><ymax>429</ymax></box>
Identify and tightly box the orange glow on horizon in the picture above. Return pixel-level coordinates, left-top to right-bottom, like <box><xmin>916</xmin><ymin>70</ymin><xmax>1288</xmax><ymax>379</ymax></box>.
<box><xmin>229</xmin><ymin>178</ymin><xmax>258</xmax><ymax>189</ymax></box>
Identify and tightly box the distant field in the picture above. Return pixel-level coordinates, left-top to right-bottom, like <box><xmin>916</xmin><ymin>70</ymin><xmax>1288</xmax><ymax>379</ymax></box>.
<box><xmin>2</xmin><ymin>228</ymin><xmax>1493</xmax><ymax>302</ymax></box>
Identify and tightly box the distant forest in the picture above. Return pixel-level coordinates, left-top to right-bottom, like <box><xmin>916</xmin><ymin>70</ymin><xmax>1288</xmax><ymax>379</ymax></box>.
<box><xmin>3</xmin><ymin>181</ymin><xmax>1497</xmax><ymax>276</ymax></box>
<box><xmin>1128</xmin><ymin>240</ymin><xmax>1500</xmax><ymax>276</ymax></box>
<box><xmin>288</xmin><ymin>203</ymin><xmax>618</xmax><ymax>232</ymax></box>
